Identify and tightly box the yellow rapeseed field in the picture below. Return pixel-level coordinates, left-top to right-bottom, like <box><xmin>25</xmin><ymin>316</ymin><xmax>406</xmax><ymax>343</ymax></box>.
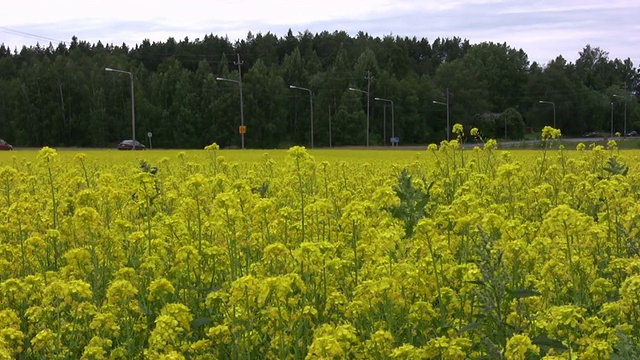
<box><xmin>1</xmin><ymin>126</ymin><xmax>640</xmax><ymax>359</ymax></box>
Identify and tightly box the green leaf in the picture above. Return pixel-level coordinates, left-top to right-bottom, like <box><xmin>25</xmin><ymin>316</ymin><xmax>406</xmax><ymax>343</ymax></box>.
<box><xmin>138</xmin><ymin>302</ymin><xmax>153</xmax><ymax>315</ymax></box>
<box><xmin>508</xmin><ymin>288</ymin><xmax>541</xmax><ymax>299</ymax></box>
<box><xmin>458</xmin><ymin>321</ymin><xmax>483</xmax><ymax>334</ymax></box>
<box><xmin>532</xmin><ymin>335</ymin><xmax>568</xmax><ymax>351</ymax></box>
<box><xmin>191</xmin><ymin>317</ymin><xmax>212</xmax><ymax>330</ymax></box>
<box><xmin>439</xmin><ymin>323</ymin><xmax>456</xmax><ymax>332</ymax></box>
<box><xmin>466</xmin><ymin>280</ymin><xmax>486</xmax><ymax>286</ymax></box>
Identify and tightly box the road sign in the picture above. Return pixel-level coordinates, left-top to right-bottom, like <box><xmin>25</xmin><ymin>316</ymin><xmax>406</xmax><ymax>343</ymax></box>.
<box><xmin>239</xmin><ymin>125</ymin><xmax>247</xmax><ymax>134</ymax></box>
<box><xmin>390</xmin><ymin>137</ymin><xmax>400</xmax><ymax>143</ymax></box>
<box><xmin>147</xmin><ymin>132</ymin><xmax>152</xmax><ymax>138</ymax></box>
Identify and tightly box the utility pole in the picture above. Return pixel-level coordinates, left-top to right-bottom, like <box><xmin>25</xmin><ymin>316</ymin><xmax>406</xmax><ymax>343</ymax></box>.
<box><xmin>329</xmin><ymin>105</ymin><xmax>332</xmax><ymax>148</ymax></box>
<box><xmin>446</xmin><ymin>87</ymin><xmax>450</xmax><ymax>141</ymax></box>
<box><xmin>366</xmin><ymin>70</ymin><xmax>372</xmax><ymax>147</ymax></box>
<box><xmin>235</xmin><ymin>54</ymin><xmax>245</xmax><ymax>149</ymax></box>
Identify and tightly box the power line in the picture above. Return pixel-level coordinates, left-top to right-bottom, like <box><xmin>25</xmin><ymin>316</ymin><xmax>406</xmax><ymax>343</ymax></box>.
<box><xmin>0</xmin><ymin>26</ymin><xmax>67</xmax><ymax>45</ymax></box>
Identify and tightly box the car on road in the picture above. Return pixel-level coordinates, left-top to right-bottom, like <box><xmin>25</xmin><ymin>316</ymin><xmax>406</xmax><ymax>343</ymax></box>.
<box><xmin>118</xmin><ymin>140</ymin><xmax>146</xmax><ymax>150</ymax></box>
<box><xmin>583</xmin><ymin>132</ymin><xmax>600</xmax><ymax>138</ymax></box>
<box><xmin>626</xmin><ymin>131</ymin><xmax>638</xmax><ymax>137</ymax></box>
<box><xmin>0</xmin><ymin>139</ymin><xmax>13</xmax><ymax>150</ymax></box>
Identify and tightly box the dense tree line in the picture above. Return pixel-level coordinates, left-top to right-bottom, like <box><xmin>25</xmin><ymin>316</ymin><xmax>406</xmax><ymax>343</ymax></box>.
<box><xmin>0</xmin><ymin>30</ymin><xmax>638</xmax><ymax>148</ymax></box>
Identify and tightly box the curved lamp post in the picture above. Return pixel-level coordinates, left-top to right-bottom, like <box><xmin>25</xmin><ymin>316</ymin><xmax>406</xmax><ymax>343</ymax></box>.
<box><xmin>432</xmin><ymin>99</ymin><xmax>449</xmax><ymax>141</ymax></box>
<box><xmin>216</xmin><ymin>76</ymin><xmax>245</xmax><ymax>149</ymax></box>
<box><xmin>610</xmin><ymin>101</ymin><xmax>614</xmax><ymax>137</ymax></box>
<box><xmin>289</xmin><ymin>85</ymin><xmax>314</xmax><ymax>148</ymax></box>
<box><xmin>433</xmin><ymin>88</ymin><xmax>451</xmax><ymax>140</ymax></box>
<box><xmin>538</xmin><ymin>100</ymin><xmax>556</xmax><ymax>128</ymax></box>
<box><xmin>105</xmin><ymin>67</ymin><xmax>136</xmax><ymax>148</ymax></box>
<box><xmin>613</xmin><ymin>94</ymin><xmax>628</xmax><ymax>136</ymax></box>
<box><xmin>349</xmin><ymin>87</ymin><xmax>370</xmax><ymax>146</ymax></box>
<box><xmin>374</xmin><ymin>97</ymin><xmax>395</xmax><ymax>146</ymax></box>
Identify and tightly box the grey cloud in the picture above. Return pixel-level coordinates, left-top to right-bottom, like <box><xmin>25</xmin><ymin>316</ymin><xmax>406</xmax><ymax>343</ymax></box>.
<box><xmin>2</xmin><ymin>2</ymin><xmax>638</xmax><ymax>66</ymax></box>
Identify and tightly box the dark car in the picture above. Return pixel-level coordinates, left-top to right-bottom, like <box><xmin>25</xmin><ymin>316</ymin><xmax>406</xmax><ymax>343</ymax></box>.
<box><xmin>583</xmin><ymin>132</ymin><xmax>600</xmax><ymax>138</ymax></box>
<box><xmin>0</xmin><ymin>139</ymin><xmax>13</xmax><ymax>150</ymax></box>
<box><xmin>626</xmin><ymin>131</ymin><xmax>638</xmax><ymax>137</ymax></box>
<box><xmin>118</xmin><ymin>140</ymin><xmax>146</xmax><ymax>150</ymax></box>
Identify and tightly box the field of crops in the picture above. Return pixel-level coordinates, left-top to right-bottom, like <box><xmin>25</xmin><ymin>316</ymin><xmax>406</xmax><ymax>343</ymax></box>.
<box><xmin>1</xmin><ymin>128</ymin><xmax>640</xmax><ymax>359</ymax></box>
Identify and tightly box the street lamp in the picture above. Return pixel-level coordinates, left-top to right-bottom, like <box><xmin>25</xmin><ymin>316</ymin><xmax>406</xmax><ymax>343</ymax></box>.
<box><xmin>289</xmin><ymin>85</ymin><xmax>314</xmax><ymax>149</ymax></box>
<box><xmin>613</xmin><ymin>94</ymin><xmax>628</xmax><ymax>136</ymax></box>
<box><xmin>374</xmin><ymin>97</ymin><xmax>395</xmax><ymax>146</ymax></box>
<box><xmin>105</xmin><ymin>67</ymin><xmax>136</xmax><ymax>148</ymax></box>
<box><xmin>216</xmin><ymin>75</ymin><xmax>245</xmax><ymax>149</ymax></box>
<box><xmin>610</xmin><ymin>101</ymin><xmax>614</xmax><ymax>137</ymax></box>
<box><xmin>349</xmin><ymin>87</ymin><xmax>370</xmax><ymax>146</ymax></box>
<box><xmin>433</xmin><ymin>87</ymin><xmax>451</xmax><ymax>140</ymax></box>
<box><xmin>538</xmin><ymin>100</ymin><xmax>556</xmax><ymax>128</ymax></box>
<box><xmin>216</xmin><ymin>54</ymin><xmax>246</xmax><ymax>149</ymax></box>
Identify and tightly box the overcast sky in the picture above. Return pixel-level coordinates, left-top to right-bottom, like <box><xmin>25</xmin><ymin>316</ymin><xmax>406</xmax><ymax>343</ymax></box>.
<box><xmin>1</xmin><ymin>0</ymin><xmax>638</xmax><ymax>66</ymax></box>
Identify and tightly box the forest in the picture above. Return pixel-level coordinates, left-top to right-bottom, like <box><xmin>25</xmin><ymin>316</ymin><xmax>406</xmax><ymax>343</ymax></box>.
<box><xmin>0</xmin><ymin>30</ymin><xmax>638</xmax><ymax>149</ymax></box>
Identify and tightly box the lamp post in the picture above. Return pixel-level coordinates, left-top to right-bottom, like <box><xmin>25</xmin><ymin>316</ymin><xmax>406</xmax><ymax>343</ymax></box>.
<box><xmin>433</xmin><ymin>101</ymin><xmax>449</xmax><ymax>141</ymax></box>
<box><xmin>610</xmin><ymin>101</ymin><xmax>614</xmax><ymax>137</ymax></box>
<box><xmin>432</xmin><ymin>87</ymin><xmax>451</xmax><ymax>140</ymax></box>
<box><xmin>349</xmin><ymin>87</ymin><xmax>370</xmax><ymax>146</ymax></box>
<box><xmin>504</xmin><ymin>113</ymin><xmax>508</xmax><ymax>140</ymax></box>
<box><xmin>216</xmin><ymin>54</ymin><xmax>245</xmax><ymax>149</ymax></box>
<box><xmin>613</xmin><ymin>94</ymin><xmax>628</xmax><ymax>136</ymax></box>
<box><xmin>329</xmin><ymin>105</ymin><xmax>332</xmax><ymax>148</ymax></box>
<box><xmin>538</xmin><ymin>100</ymin><xmax>556</xmax><ymax>128</ymax></box>
<box><xmin>289</xmin><ymin>85</ymin><xmax>314</xmax><ymax>149</ymax></box>
<box><xmin>217</xmin><ymin>75</ymin><xmax>245</xmax><ymax>149</ymax></box>
<box><xmin>374</xmin><ymin>97</ymin><xmax>395</xmax><ymax>146</ymax></box>
<box><xmin>105</xmin><ymin>67</ymin><xmax>136</xmax><ymax>148</ymax></box>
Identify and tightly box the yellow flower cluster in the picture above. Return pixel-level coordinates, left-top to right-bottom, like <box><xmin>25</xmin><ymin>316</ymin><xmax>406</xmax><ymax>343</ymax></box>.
<box><xmin>541</xmin><ymin>126</ymin><xmax>562</xmax><ymax>140</ymax></box>
<box><xmin>0</xmin><ymin>134</ymin><xmax>639</xmax><ymax>358</ymax></box>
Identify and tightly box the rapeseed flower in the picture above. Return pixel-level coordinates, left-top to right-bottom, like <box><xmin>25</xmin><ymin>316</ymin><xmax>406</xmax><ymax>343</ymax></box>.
<box><xmin>452</xmin><ymin>123</ymin><xmax>464</xmax><ymax>136</ymax></box>
<box><xmin>106</xmin><ymin>279</ymin><xmax>138</xmax><ymax>305</ymax></box>
<box><xmin>2</xmin><ymin>146</ymin><xmax>640</xmax><ymax>357</ymax></box>
<box><xmin>148</xmin><ymin>278</ymin><xmax>175</xmax><ymax>302</ymax></box>
<box><xmin>505</xmin><ymin>334</ymin><xmax>539</xmax><ymax>360</ymax></box>
<box><xmin>160</xmin><ymin>303</ymin><xmax>193</xmax><ymax>330</ymax></box>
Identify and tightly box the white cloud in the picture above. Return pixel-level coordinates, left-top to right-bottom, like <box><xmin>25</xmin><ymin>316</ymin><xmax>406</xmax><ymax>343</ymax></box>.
<box><xmin>1</xmin><ymin>0</ymin><xmax>639</xmax><ymax>65</ymax></box>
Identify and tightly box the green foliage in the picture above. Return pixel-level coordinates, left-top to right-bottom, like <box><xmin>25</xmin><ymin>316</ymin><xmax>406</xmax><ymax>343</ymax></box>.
<box><xmin>612</xmin><ymin>329</ymin><xmax>640</xmax><ymax>359</ymax></box>
<box><xmin>0</xmin><ymin>35</ymin><xmax>637</xmax><ymax>148</ymax></box>
<box><xmin>389</xmin><ymin>169</ymin><xmax>433</xmax><ymax>237</ymax></box>
<box><xmin>139</xmin><ymin>159</ymin><xmax>158</xmax><ymax>175</ymax></box>
<box><xmin>500</xmin><ymin>107</ymin><xmax>525</xmax><ymax>139</ymax></box>
<box><xmin>603</xmin><ymin>156</ymin><xmax>629</xmax><ymax>176</ymax></box>
<box><xmin>532</xmin><ymin>335</ymin><xmax>569</xmax><ymax>352</ymax></box>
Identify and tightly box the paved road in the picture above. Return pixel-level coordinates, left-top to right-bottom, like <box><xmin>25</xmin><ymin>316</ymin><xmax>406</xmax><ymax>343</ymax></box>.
<box><xmin>498</xmin><ymin>136</ymin><xmax>635</xmax><ymax>149</ymax></box>
<box><xmin>4</xmin><ymin>136</ymin><xmax>636</xmax><ymax>152</ymax></box>
<box><xmin>333</xmin><ymin>136</ymin><xmax>637</xmax><ymax>150</ymax></box>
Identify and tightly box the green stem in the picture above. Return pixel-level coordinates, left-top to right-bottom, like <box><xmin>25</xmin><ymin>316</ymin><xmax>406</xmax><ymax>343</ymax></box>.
<box><xmin>297</xmin><ymin>158</ymin><xmax>305</xmax><ymax>242</ymax></box>
<box><xmin>47</xmin><ymin>165</ymin><xmax>58</xmax><ymax>229</ymax></box>
<box><xmin>352</xmin><ymin>220</ymin><xmax>358</xmax><ymax>287</ymax></box>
